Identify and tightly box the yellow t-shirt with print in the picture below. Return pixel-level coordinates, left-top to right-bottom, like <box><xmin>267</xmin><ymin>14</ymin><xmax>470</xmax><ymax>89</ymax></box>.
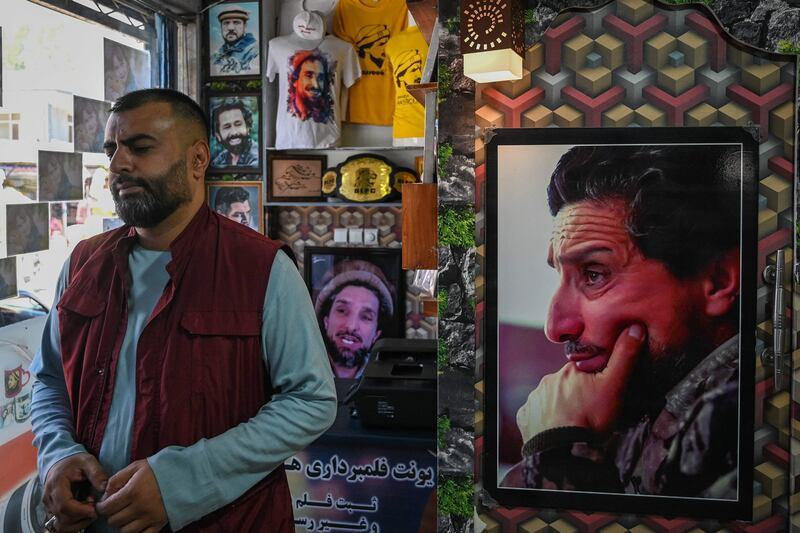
<box><xmin>333</xmin><ymin>0</ymin><xmax>408</xmax><ymax>125</ymax></box>
<box><xmin>385</xmin><ymin>26</ymin><xmax>427</xmax><ymax>140</ymax></box>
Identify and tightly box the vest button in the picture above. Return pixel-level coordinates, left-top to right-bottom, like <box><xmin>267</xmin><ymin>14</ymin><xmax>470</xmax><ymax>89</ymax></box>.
<box><xmin>97</xmin><ymin>369</ymin><xmax>104</xmax><ymax>375</ymax></box>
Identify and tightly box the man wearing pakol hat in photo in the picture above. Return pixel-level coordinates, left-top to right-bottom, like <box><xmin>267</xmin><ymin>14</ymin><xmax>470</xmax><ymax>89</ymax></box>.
<box><xmin>315</xmin><ymin>260</ymin><xmax>395</xmax><ymax>379</ymax></box>
<box><xmin>211</xmin><ymin>5</ymin><xmax>259</xmax><ymax>75</ymax></box>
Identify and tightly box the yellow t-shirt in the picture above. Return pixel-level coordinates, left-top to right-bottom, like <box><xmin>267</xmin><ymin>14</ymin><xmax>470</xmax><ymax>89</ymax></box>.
<box><xmin>333</xmin><ymin>0</ymin><xmax>408</xmax><ymax>125</ymax></box>
<box><xmin>385</xmin><ymin>26</ymin><xmax>427</xmax><ymax>140</ymax></box>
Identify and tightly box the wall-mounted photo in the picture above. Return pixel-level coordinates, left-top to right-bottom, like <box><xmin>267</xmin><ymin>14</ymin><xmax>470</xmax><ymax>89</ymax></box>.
<box><xmin>0</xmin><ymin>163</ymin><xmax>37</xmax><ymax>203</ymax></box>
<box><xmin>304</xmin><ymin>247</ymin><xmax>404</xmax><ymax>380</ymax></box>
<box><xmin>207</xmin><ymin>1</ymin><xmax>260</xmax><ymax>78</ymax></box>
<box><xmin>484</xmin><ymin>127</ymin><xmax>758</xmax><ymax>520</ymax></box>
<box><xmin>74</xmin><ymin>96</ymin><xmax>110</xmax><ymax>153</ymax></box>
<box><xmin>0</xmin><ymin>257</ymin><xmax>17</xmax><ymax>300</ymax></box>
<box><xmin>103</xmin><ymin>38</ymin><xmax>150</xmax><ymax>102</ymax></box>
<box><xmin>206</xmin><ymin>180</ymin><xmax>263</xmax><ymax>234</ymax></box>
<box><xmin>208</xmin><ymin>95</ymin><xmax>260</xmax><ymax>171</ymax></box>
<box><xmin>38</xmin><ymin>151</ymin><xmax>82</xmax><ymax>202</ymax></box>
<box><xmin>6</xmin><ymin>203</ymin><xmax>49</xmax><ymax>256</ymax></box>
<box><xmin>267</xmin><ymin>153</ymin><xmax>326</xmax><ymax>202</ymax></box>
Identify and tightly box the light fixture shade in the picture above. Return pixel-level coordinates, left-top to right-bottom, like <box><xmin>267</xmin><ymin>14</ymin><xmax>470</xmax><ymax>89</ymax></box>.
<box><xmin>460</xmin><ymin>0</ymin><xmax>524</xmax><ymax>82</ymax></box>
<box><xmin>463</xmin><ymin>48</ymin><xmax>523</xmax><ymax>83</ymax></box>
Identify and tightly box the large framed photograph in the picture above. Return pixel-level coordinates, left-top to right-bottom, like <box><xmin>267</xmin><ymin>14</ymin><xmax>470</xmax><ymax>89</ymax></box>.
<box><xmin>38</xmin><ymin>151</ymin><xmax>82</xmax><ymax>202</ymax></box>
<box><xmin>304</xmin><ymin>247</ymin><xmax>404</xmax><ymax>379</ymax></box>
<box><xmin>6</xmin><ymin>203</ymin><xmax>49</xmax><ymax>256</ymax></box>
<box><xmin>206</xmin><ymin>180</ymin><xmax>263</xmax><ymax>234</ymax></box>
<box><xmin>74</xmin><ymin>96</ymin><xmax>111</xmax><ymax>154</ymax></box>
<box><xmin>103</xmin><ymin>39</ymin><xmax>150</xmax><ymax>102</ymax></box>
<box><xmin>484</xmin><ymin>127</ymin><xmax>758</xmax><ymax>520</ymax></box>
<box><xmin>267</xmin><ymin>153</ymin><xmax>327</xmax><ymax>202</ymax></box>
<box><xmin>208</xmin><ymin>94</ymin><xmax>260</xmax><ymax>171</ymax></box>
<box><xmin>207</xmin><ymin>1</ymin><xmax>261</xmax><ymax>78</ymax></box>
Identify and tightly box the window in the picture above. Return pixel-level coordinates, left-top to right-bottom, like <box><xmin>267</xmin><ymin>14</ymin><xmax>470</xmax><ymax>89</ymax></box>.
<box><xmin>0</xmin><ymin>113</ymin><xmax>22</xmax><ymax>141</ymax></box>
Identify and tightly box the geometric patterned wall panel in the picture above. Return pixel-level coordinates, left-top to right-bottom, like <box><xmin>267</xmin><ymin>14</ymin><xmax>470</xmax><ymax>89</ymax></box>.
<box><xmin>472</xmin><ymin>1</ymin><xmax>797</xmax><ymax>531</ymax></box>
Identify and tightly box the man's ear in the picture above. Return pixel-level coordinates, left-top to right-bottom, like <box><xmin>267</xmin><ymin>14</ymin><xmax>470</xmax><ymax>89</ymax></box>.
<box><xmin>189</xmin><ymin>140</ymin><xmax>211</xmax><ymax>180</ymax></box>
<box><xmin>702</xmin><ymin>249</ymin><xmax>740</xmax><ymax>317</ymax></box>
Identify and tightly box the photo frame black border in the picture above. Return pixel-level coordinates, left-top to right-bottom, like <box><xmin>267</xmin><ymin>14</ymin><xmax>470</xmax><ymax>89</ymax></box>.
<box><xmin>206</xmin><ymin>92</ymin><xmax>262</xmax><ymax>173</ymax></box>
<box><xmin>203</xmin><ymin>0</ymin><xmax>262</xmax><ymax>81</ymax></box>
<box><xmin>483</xmin><ymin>126</ymin><xmax>758</xmax><ymax>521</ymax></box>
<box><xmin>303</xmin><ymin>246</ymin><xmax>406</xmax><ymax>340</ymax></box>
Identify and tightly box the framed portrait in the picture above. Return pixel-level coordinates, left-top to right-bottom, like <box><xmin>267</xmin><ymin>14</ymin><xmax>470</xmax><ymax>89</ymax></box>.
<box><xmin>103</xmin><ymin>38</ymin><xmax>150</xmax><ymax>102</ymax></box>
<box><xmin>0</xmin><ymin>257</ymin><xmax>17</xmax><ymax>300</ymax></box>
<box><xmin>267</xmin><ymin>153</ymin><xmax>327</xmax><ymax>202</ymax></box>
<box><xmin>304</xmin><ymin>247</ymin><xmax>405</xmax><ymax>379</ymax></box>
<box><xmin>207</xmin><ymin>1</ymin><xmax>261</xmax><ymax>78</ymax></box>
<box><xmin>207</xmin><ymin>94</ymin><xmax>261</xmax><ymax>172</ymax></box>
<box><xmin>74</xmin><ymin>96</ymin><xmax>111</xmax><ymax>154</ymax></box>
<box><xmin>484</xmin><ymin>127</ymin><xmax>758</xmax><ymax>520</ymax></box>
<box><xmin>38</xmin><ymin>151</ymin><xmax>82</xmax><ymax>202</ymax></box>
<box><xmin>6</xmin><ymin>203</ymin><xmax>49</xmax><ymax>257</ymax></box>
<box><xmin>206</xmin><ymin>180</ymin><xmax>263</xmax><ymax>234</ymax></box>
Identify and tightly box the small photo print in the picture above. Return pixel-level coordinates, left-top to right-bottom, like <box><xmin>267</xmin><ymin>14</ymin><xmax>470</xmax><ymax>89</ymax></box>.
<box><xmin>6</xmin><ymin>203</ymin><xmax>49</xmax><ymax>256</ymax></box>
<box><xmin>0</xmin><ymin>257</ymin><xmax>17</xmax><ymax>300</ymax></box>
<box><xmin>38</xmin><ymin>151</ymin><xmax>83</xmax><ymax>202</ymax></box>
<box><xmin>74</xmin><ymin>96</ymin><xmax>111</xmax><ymax>153</ymax></box>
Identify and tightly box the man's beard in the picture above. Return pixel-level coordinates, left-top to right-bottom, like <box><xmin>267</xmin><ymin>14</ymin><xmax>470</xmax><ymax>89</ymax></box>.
<box><xmin>565</xmin><ymin>334</ymin><xmax>713</xmax><ymax>426</ymax></box>
<box><xmin>111</xmin><ymin>158</ymin><xmax>191</xmax><ymax>228</ymax></box>
<box><xmin>323</xmin><ymin>333</ymin><xmax>370</xmax><ymax>370</ymax></box>
<box><xmin>221</xmin><ymin>133</ymin><xmax>250</xmax><ymax>155</ymax></box>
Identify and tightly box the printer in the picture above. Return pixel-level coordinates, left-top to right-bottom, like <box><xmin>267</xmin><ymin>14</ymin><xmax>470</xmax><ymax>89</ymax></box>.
<box><xmin>354</xmin><ymin>338</ymin><xmax>436</xmax><ymax>430</ymax></box>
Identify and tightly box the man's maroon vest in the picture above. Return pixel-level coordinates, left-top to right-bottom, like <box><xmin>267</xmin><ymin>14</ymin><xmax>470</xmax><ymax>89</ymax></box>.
<box><xmin>57</xmin><ymin>205</ymin><xmax>294</xmax><ymax>532</ymax></box>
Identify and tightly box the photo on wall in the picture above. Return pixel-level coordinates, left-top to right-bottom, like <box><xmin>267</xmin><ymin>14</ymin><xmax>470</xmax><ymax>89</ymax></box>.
<box><xmin>303</xmin><ymin>247</ymin><xmax>404</xmax><ymax>379</ymax></box>
<box><xmin>103</xmin><ymin>38</ymin><xmax>150</xmax><ymax>102</ymax></box>
<box><xmin>0</xmin><ymin>257</ymin><xmax>17</xmax><ymax>300</ymax></box>
<box><xmin>38</xmin><ymin>151</ymin><xmax>82</xmax><ymax>202</ymax></box>
<box><xmin>207</xmin><ymin>94</ymin><xmax>260</xmax><ymax>171</ymax></box>
<box><xmin>483</xmin><ymin>127</ymin><xmax>758</xmax><ymax>520</ymax></box>
<box><xmin>206</xmin><ymin>180</ymin><xmax>263</xmax><ymax>234</ymax></box>
<box><xmin>74</xmin><ymin>96</ymin><xmax>111</xmax><ymax>153</ymax></box>
<box><xmin>207</xmin><ymin>1</ymin><xmax>261</xmax><ymax>78</ymax></box>
<box><xmin>6</xmin><ymin>203</ymin><xmax>49</xmax><ymax>256</ymax></box>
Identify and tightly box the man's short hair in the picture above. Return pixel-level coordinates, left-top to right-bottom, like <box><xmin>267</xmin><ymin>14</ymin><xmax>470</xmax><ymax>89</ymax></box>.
<box><xmin>212</xmin><ymin>99</ymin><xmax>253</xmax><ymax>133</ymax></box>
<box><xmin>214</xmin><ymin>186</ymin><xmax>250</xmax><ymax>214</ymax></box>
<box><xmin>109</xmin><ymin>88</ymin><xmax>209</xmax><ymax>138</ymax></box>
<box><xmin>315</xmin><ymin>259</ymin><xmax>395</xmax><ymax>333</ymax></box>
<box><xmin>289</xmin><ymin>50</ymin><xmax>329</xmax><ymax>84</ymax></box>
<box><xmin>547</xmin><ymin>144</ymin><xmax>747</xmax><ymax>278</ymax></box>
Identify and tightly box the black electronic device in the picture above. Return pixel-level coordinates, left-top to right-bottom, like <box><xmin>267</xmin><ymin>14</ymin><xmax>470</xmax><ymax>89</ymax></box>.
<box><xmin>354</xmin><ymin>338</ymin><xmax>436</xmax><ymax>430</ymax></box>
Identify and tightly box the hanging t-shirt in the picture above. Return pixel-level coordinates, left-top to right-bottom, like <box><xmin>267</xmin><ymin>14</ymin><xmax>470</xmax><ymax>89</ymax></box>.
<box><xmin>278</xmin><ymin>0</ymin><xmax>338</xmax><ymax>36</ymax></box>
<box><xmin>267</xmin><ymin>34</ymin><xmax>361</xmax><ymax>149</ymax></box>
<box><xmin>385</xmin><ymin>25</ymin><xmax>427</xmax><ymax>144</ymax></box>
<box><xmin>333</xmin><ymin>0</ymin><xmax>407</xmax><ymax>125</ymax></box>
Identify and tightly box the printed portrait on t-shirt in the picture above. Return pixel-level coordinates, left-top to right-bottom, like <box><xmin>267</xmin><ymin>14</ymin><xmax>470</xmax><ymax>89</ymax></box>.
<box><xmin>287</xmin><ymin>50</ymin><xmax>336</xmax><ymax>124</ymax></box>
<box><xmin>355</xmin><ymin>24</ymin><xmax>390</xmax><ymax>70</ymax></box>
<box><xmin>393</xmin><ymin>48</ymin><xmax>423</xmax><ymax>88</ymax></box>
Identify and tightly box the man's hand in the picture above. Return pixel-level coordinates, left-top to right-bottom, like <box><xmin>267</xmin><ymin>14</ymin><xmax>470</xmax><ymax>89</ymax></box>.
<box><xmin>517</xmin><ymin>324</ymin><xmax>646</xmax><ymax>444</ymax></box>
<box><xmin>43</xmin><ymin>452</ymin><xmax>108</xmax><ymax>532</ymax></box>
<box><xmin>95</xmin><ymin>459</ymin><xmax>168</xmax><ymax>533</ymax></box>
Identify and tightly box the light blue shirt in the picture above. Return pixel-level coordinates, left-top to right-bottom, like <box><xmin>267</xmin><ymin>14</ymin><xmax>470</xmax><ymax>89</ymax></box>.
<box><xmin>30</xmin><ymin>247</ymin><xmax>337</xmax><ymax>531</ymax></box>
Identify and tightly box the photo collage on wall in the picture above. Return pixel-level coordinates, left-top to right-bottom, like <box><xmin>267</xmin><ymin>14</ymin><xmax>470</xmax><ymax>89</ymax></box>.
<box><xmin>203</xmin><ymin>1</ymin><xmax>265</xmax><ymax>233</ymax></box>
<box><xmin>0</xmin><ymin>38</ymin><xmax>150</xmax><ymax>298</ymax></box>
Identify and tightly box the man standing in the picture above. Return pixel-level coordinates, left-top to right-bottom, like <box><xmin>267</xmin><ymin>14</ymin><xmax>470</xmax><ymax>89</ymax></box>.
<box><xmin>213</xmin><ymin>186</ymin><xmax>253</xmax><ymax>229</ymax></box>
<box><xmin>288</xmin><ymin>50</ymin><xmax>334</xmax><ymax>124</ymax></box>
<box><xmin>211</xmin><ymin>99</ymin><xmax>258</xmax><ymax>168</ymax></box>
<box><xmin>506</xmin><ymin>144</ymin><xmax>745</xmax><ymax>497</ymax></box>
<box><xmin>314</xmin><ymin>260</ymin><xmax>395</xmax><ymax>379</ymax></box>
<box><xmin>30</xmin><ymin>89</ymin><xmax>336</xmax><ymax>532</ymax></box>
<box><xmin>211</xmin><ymin>7</ymin><xmax>258</xmax><ymax>75</ymax></box>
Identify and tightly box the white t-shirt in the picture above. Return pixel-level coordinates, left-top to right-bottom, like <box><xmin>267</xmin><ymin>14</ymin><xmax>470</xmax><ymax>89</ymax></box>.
<box><xmin>267</xmin><ymin>34</ymin><xmax>361</xmax><ymax>149</ymax></box>
<box><xmin>278</xmin><ymin>0</ymin><xmax>338</xmax><ymax>36</ymax></box>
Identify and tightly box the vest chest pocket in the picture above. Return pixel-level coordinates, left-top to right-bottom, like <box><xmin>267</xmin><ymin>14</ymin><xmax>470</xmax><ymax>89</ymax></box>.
<box><xmin>57</xmin><ymin>288</ymin><xmax>108</xmax><ymax>369</ymax></box>
<box><xmin>179</xmin><ymin>310</ymin><xmax>265</xmax><ymax>411</ymax></box>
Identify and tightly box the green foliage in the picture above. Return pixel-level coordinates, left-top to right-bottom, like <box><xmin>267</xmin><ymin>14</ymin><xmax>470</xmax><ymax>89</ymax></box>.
<box><xmin>437</xmin><ymin>415</ymin><xmax>451</xmax><ymax>449</ymax></box>
<box><xmin>778</xmin><ymin>39</ymin><xmax>800</xmax><ymax>55</ymax></box>
<box><xmin>468</xmin><ymin>295</ymin><xmax>476</xmax><ymax>310</ymax></box>
<box><xmin>245</xmin><ymin>79</ymin><xmax>262</xmax><ymax>90</ymax></box>
<box><xmin>524</xmin><ymin>9</ymin><xmax>537</xmax><ymax>25</ymax></box>
<box><xmin>438</xmin><ymin>63</ymin><xmax>453</xmax><ymax>103</ymax></box>
<box><xmin>439</xmin><ymin>207</ymin><xmax>475</xmax><ymax>248</ymax></box>
<box><xmin>209</xmin><ymin>81</ymin><xmax>227</xmax><ymax>92</ymax></box>
<box><xmin>437</xmin><ymin>339</ymin><xmax>448</xmax><ymax>369</ymax></box>
<box><xmin>439</xmin><ymin>478</ymin><xmax>473</xmax><ymax>518</ymax></box>
<box><xmin>438</xmin><ymin>289</ymin><xmax>449</xmax><ymax>316</ymax></box>
<box><xmin>662</xmin><ymin>0</ymin><xmax>712</xmax><ymax>5</ymax></box>
<box><xmin>445</xmin><ymin>16</ymin><xmax>459</xmax><ymax>34</ymax></box>
<box><xmin>438</xmin><ymin>142</ymin><xmax>453</xmax><ymax>178</ymax></box>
